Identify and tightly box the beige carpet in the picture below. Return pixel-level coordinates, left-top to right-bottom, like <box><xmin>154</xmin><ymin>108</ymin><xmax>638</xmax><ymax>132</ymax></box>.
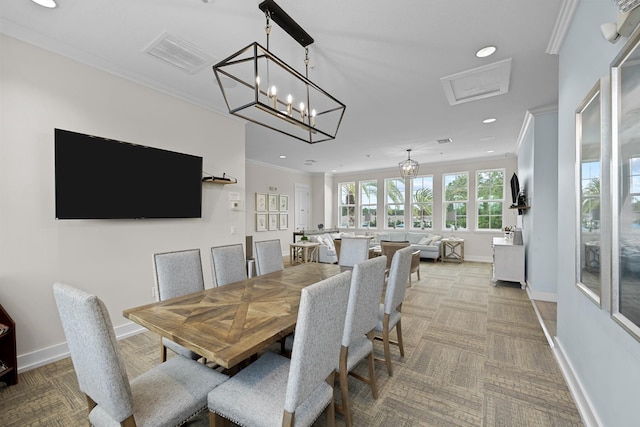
<box><xmin>0</xmin><ymin>261</ymin><xmax>583</xmax><ymax>426</ymax></box>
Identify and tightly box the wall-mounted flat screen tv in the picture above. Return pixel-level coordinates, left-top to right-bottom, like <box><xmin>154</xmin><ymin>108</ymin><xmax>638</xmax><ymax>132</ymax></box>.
<box><xmin>55</xmin><ymin>129</ymin><xmax>202</xmax><ymax>219</ymax></box>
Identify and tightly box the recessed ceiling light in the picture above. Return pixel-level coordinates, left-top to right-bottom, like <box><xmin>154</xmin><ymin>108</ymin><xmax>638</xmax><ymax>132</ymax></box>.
<box><xmin>331</xmin><ymin>169</ymin><xmax>337</xmax><ymax>173</ymax></box>
<box><xmin>486</xmin><ymin>150</ymin><xmax>495</xmax><ymax>154</ymax></box>
<box><xmin>31</xmin><ymin>0</ymin><xmax>57</xmax><ymax>8</ymax></box>
<box><xmin>476</xmin><ymin>46</ymin><xmax>497</xmax><ymax>58</ymax></box>
<box><xmin>279</xmin><ymin>155</ymin><xmax>286</xmax><ymax>159</ymax></box>
<box><xmin>482</xmin><ymin>117</ymin><xmax>497</xmax><ymax>124</ymax></box>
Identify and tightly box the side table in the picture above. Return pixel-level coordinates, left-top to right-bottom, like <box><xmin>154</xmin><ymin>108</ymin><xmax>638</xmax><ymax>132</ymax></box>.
<box><xmin>289</xmin><ymin>242</ymin><xmax>320</xmax><ymax>265</ymax></box>
<box><xmin>441</xmin><ymin>238</ymin><xmax>464</xmax><ymax>263</ymax></box>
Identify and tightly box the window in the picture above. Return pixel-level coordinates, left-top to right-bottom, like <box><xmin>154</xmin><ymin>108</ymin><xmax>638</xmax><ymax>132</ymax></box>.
<box><xmin>385</xmin><ymin>178</ymin><xmax>405</xmax><ymax>229</ymax></box>
<box><xmin>411</xmin><ymin>176</ymin><xmax>433</xmax><ymax>229</ymax></box>
<box><xmin>581</xmin><ymin>161</ymin><xmax>600</xmax><ymax>232</ymax></box>
<box><xmin>443</xmin><ymin>172</ymin><xmax>468</xmax><ymax>230</ymax></box>
<box><xmin>338</xmin><ymin>182</ymin><xmax>356</xmax><ymax>228</ymax></box>
<box><xmin>476</xmin><ymin>169</ymin><xmax>504</xmax><ymax>230</ymax></box>
<box><xmin>360</xmin><ymin>180</ymin><xmax>377</xmax><ymax>228</ymax></box>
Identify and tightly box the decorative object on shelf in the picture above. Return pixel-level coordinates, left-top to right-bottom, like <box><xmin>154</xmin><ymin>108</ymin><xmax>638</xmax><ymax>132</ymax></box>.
<box><xmin>279</xmin><ymin>213</ymin><xmax>288</xmax><ymax>229</ymax></box>
<box><xmin>202</xmin><ymin>173</ymin><xmax>237</xmax><ymax>184</ymax></box>
<box><xmin>212</xmin><ymin>0</ymin><xmax>345</xmax><ymax>144</ymax></box>
<box><xmin>268</xmin><ymin>193</ymin><xmax>278</xmax><ymax>211</ymax></box>
<box><xmin>279</xmin><ymin>194</ymin><xmax>288</xmax><ymax>211</ymax></box>
<box><xmin>256</xmin><ymin>193</ymin><xmax>267</xmax><ymax>212</ymax></box>
<box><xmin>256</xmin><ymin>213</ymin><xmax>267</xmax><ymax>232</ymax></box>
<box><xmin>399</xmin><ymin>149</ymin><xmax>419</xmax><ymax>179</ymax></box>
<box><xmin>268</xmin><ymin>213</ymin><xmax>279</xmax><ymax>230</ymax></box>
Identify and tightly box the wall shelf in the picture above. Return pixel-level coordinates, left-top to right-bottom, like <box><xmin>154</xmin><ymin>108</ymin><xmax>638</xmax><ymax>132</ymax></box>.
<box><xmin>202</xmin><ymin>174</ymin><xmax>237</xmax><ymax>185</ymax></box>
<box><xmin>509</xmin><ymin>205</ymin><xmax>530</xmax><ymax>210</ymax></box>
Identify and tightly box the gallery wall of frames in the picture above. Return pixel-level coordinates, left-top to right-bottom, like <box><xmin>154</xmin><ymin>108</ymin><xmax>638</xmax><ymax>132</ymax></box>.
<box><xmin>255</xmin><ymin>193</ymin><xmax>289</xmax><ymax>232</ymax></box>
<box><xmin>576</xmin><ymin>26</ymin><xmax>640</xmax><ymax>341</ymax></box>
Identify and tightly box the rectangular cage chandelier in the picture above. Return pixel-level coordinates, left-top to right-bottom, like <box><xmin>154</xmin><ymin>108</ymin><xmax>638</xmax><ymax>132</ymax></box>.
<box><xmin>212</xmin><ymin>0</ymin><xmax>346</xmax><ymax>144</ymax></box>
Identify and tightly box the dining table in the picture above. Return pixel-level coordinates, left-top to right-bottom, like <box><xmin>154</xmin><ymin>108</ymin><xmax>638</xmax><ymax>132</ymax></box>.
<box><xmin>123</xmin><ymin>262</ymin><xmax>348</xmax><ymax>369</ymax></box>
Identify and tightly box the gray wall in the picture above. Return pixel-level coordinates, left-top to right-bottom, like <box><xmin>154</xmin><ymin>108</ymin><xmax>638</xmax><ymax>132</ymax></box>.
<box><xmin>558</xmin><ymin>2</ymin><xmax>640</xmax><ymax>425</ymax></box>
<box><xmin>0</xmin><ymin>35</ymin><xmax>246</xmax><ymax>369</ymax></box>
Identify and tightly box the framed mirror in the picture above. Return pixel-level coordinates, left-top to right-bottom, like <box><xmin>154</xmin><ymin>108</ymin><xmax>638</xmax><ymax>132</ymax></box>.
<box><xmin>575</xmin><ymin>79</ymin><xmax>606</xmax><ymax>306</ymax></box>
<box><xmin>612</xmin><ymin>28</ymin><xmax>640</xmax><ymax>340</ymax></box>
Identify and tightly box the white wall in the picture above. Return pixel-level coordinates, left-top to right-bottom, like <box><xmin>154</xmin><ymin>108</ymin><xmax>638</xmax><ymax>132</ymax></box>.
<box><xmin>0</xmin><ymin>35</ymin><xmax>246</xmax><ymax>370</ymax></box>
<box><xmin>558</xmin><ymin>2</ymin><xmax>640</xmax><ymax>426</ymax></box>
<box><xmin>518</xmin><ymin>109</ymin><xmax>559</xmax><ymax>300</ymax></box>
<box><xmin>331</xmin><ymin>156</ymin><xmax>518</xmax><ymax>262</ymax></box>
<box><xmin>245</xmin><ymin>160</ymin><xmax>314</xmax><ymax>254</ymax></box>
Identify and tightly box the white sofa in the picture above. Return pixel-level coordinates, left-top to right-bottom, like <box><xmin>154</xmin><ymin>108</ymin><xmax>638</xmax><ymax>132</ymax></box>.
<box><xmin>372</xmin><ymin>231</ymin><xmax>442</xmax><ymax>261</ymax></box>
<box><xmin>308</xmin><ymin>233</ymin><xmax>338</xmax><ymax>263</ymax></box>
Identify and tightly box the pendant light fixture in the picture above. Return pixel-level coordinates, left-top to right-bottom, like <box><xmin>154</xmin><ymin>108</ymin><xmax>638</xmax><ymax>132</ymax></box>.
<box><xmin>212</xmin><ymin>0</ymin><xmax>346</xmax><ymax>144</ymax></box>
<box><xmin>399</xmin><ymin>149</ymin><xmax>420</xmax><ymax>179</ymax></box>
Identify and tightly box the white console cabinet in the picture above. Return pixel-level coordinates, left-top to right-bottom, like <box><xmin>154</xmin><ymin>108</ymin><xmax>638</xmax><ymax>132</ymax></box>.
<box><xmin>492</xmin><ymin>237</ymin><xmax>525</xmax><ymax>289</ymax></box>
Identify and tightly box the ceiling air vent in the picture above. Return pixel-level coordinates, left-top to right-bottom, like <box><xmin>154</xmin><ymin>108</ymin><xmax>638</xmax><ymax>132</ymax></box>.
<box><xmin>437</xmin><ymin>138</ymin><xmax>452</xmax><ymax>144</ymax></box>
<box><xmin>144</xmin><ymin>32</ymin><xmax>215</xmax><ymax>74</ymax></box>
<box><xmin>440</xmin><ymin>58</ymin><xmax>512</xmax><ymax>106</ymax></box>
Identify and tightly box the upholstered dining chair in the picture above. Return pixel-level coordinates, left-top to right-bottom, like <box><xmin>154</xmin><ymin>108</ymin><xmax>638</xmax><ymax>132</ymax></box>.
<box><xmin>53</xmin><ymin>282</ymin><xmax>228</xmax><ymax>427</ymax></box>
<box><xmin>375</xmin><ymin>245</ymin><xmax>413</xmax><ymax>376</ymax></box>
<box><xmin>380</xmin><ymin>240</ymin><xmax>410</xmax><ymax>273</ymax></box>
<box><xmin>339</xmin><ymin>237</ymin><xmax>370</xmax><ymax>267</ymax></box>
<box><xmin>254</xmin><ymin>239</ymin><xmax>284</xmax><ymax>276</ymax></box>
<box><xmin>153</xmin><ymin>249</ymin><xmax>204</xmax><ymax>362</ymax></box>
<box><xmin>337</xmin><ymin>255</ymin><xmax>387</xmax><ymax>427</ymax></box>
<box><xmin>207</xmin><ymin>270</ymin><xmax>352</xmax><ymax>427</ymax></box>
<box><xmin>210</xmin><ymin>244</ymin><xmax>247</xmax><ymax>286</ymax></box>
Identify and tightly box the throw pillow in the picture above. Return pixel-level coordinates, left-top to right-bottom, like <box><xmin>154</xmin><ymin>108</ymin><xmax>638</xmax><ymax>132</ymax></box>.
<box><xmin>418</xmin><ymin>236</ymin><xmax>432</xmax><ymax>245</ymax></box>
<box><xmin>430</xmin><ymin>235</ymin><xmax>442</xmax><ymax>242</ymax></box>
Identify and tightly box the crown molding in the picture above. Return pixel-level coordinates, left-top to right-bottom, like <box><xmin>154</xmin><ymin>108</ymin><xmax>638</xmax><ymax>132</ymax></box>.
<box><xmin>546</xmin><ymin>0</ymin><xmax>579</xmax><ymax>54</ymax></box>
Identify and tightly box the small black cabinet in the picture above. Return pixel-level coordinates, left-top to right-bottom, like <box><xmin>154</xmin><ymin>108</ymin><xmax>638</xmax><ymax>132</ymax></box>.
<box><xmin>0</xmin><ymin>304</ymin><xmax>17</xmax><ymax>386</ymax></box>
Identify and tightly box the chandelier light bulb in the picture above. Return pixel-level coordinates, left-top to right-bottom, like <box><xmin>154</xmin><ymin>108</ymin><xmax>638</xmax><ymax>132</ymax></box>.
<box><xmin>286</xmin><ymin>94</ymin><xmax>293</xmax><ymax>115</ymax></box>
<box><xmin>311</xmin><ymin>109</ymin><xmax>317</xmax><ymax>127</ymax></box>
<box><xmin>299</xmin><ymin>102</ymin><xmax>305</xmax><ymax>119</ymax></box>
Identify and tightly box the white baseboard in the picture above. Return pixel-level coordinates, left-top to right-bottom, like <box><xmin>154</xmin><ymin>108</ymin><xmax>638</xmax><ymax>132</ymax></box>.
<box><xmin>463</xmin><ymin>255</ymin><xmax>493</xmax><ymax>263</ymax></box>
<box><xmin>526</xmin><ymin>285</ymin><xmax>558</xmax><ymax>302</ymax></box>
<box><xmin>17</xmin><ymin>322</ymin><xmax>146</xmax><ymax>374</ymax></box>
<box><xmin>553</xmin><ymin>338</ymin><xmax>602</xmax><ymax>427</ymax></box>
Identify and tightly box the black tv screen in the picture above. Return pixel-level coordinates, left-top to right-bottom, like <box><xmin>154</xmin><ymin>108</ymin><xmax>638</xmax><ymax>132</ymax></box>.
<box><xmin>55</xmin><ymin>129</ymin><xmax>203</xmax><ymax>219</ymax></box>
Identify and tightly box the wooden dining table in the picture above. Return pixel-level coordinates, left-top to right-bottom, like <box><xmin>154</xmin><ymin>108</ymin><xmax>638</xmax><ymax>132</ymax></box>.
<box><xmin>123</xmin><ymin>262</ymin><xmax>348</xmax><ymax>369</ymax></box>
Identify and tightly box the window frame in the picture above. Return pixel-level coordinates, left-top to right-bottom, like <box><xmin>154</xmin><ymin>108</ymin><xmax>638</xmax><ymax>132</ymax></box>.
<box><xmin>359</xmin><ymin>180</ymin><xmax>378</xmax><ymax>229</ymax></box>
<box><xmin>475</xmin><ymin>168</ymin><xmax>505</xmax><ymax>231</ymax></box>
<box><xmin>411</xmin><ymin>175</ymin><xmax>434</xmax><ymax>230</ymax></box>
<box><xmin>442</xmin><ymin>171</ymin><xmax>468</xmax><ymax>231</ymax></box>
<box><xmin>385</xmin><ymin>177</ymin><xmax>406</xmax><ymax>229</ymax></box>
<box><xmin>337</xmin><ymin>181</ymin><xmax>356</xmax><ymax>228</ymax></box>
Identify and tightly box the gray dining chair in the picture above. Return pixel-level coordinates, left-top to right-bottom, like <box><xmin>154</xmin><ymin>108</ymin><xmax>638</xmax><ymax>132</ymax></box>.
<box><xmin>375</xmin><ymin>245</ymin><xmax>413</xmax><ymax>376</ymax></box>
<box><xmin>53</xmin><ymin>282</ymin><xmax>228</xmax><ymax>427</ymax></box>
<box><xmin>254</xmin><ymin>239</ymin><xmax>284</xmax><ymax>276</ymax></box>
<box><xmin>153</xmin><ymin>249</ymin><xmax>204</xmax><ymax>362</ymax></box>
<box><xmin>210</xmin><ymin>244</ymin><xmax>247</xmax><ymax>286</ymax></box>
<box><xmin>339</xmin><ymin>237</ymin><xmax>370</xmax><ymax>267</ymax></box>
<box><xmin>337</xmin><ymin>255</ymin><xmax>387</xmax><ymax>427</ymax></box>
<box><xmin>207</xmin><ymin>270</ymin><xmax>352</xmax><ymax>427</ymax></box>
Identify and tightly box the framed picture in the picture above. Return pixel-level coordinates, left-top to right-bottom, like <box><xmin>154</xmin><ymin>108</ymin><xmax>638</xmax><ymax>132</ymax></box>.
<box><xmin>256</xmin><ymin>193</ymin><xmax>267</xmax><ymax>212</ymax></box>
<box><xmin>279</xmin><ymin>195</ymin><xmax>289</xmax><ymax>211</ymax></box>
<box><xmin>611</xmin><ymin>30</ymin><xmax>640</xmax><ymax>339</ymax></box>
<box><xmin>256</xmin><ymin>213</ymin><xmax>267</xmax><ymax>232</ymax></box>
<box><xmin>575</xmin><ymin>78</ymin><xmax>607</xmax><ymax>307</ymax></box>
<box><xmin>279</xmin><ymin>213</ymin><xmax>288</xmax><ymax>229</ymax></box>
<box><xmin>268</xmin><ymin>213</ymin><xmax>279</xmax><ymax>230</ymax></box>
<box><xmin>268</xmin><ymin>194</ymin><xmax>278</xmax><ymax>211</ymax></box>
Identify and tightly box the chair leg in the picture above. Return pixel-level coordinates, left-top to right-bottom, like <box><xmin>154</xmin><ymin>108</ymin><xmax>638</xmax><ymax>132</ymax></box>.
<box><xmin>160</xmin><ymin>338</ymin><xmax>167</xmax><ymax>362</ymax></box>
<box><xmin>282</xmin><ymin>411</ymin><xmax>295</xmax><ymax>427</ymax></box>
<box><xmin>396</xmin><ymin>319</ymin><xmax>405</xmax><ymax>357</ymax></box>
<box><xmin>382</xmin><ymin>314</ymin><xmax>393</xmax><ymax>376</ymax></box>
<box><xmin>209</xmin><ymin>411</ymin><xmax>226</xmax><ymax>427</ymax></box>
<box><xmin>338</xmin><ymin>346</ymin><xmax>352</xmax><ymax>427</ymax></box>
